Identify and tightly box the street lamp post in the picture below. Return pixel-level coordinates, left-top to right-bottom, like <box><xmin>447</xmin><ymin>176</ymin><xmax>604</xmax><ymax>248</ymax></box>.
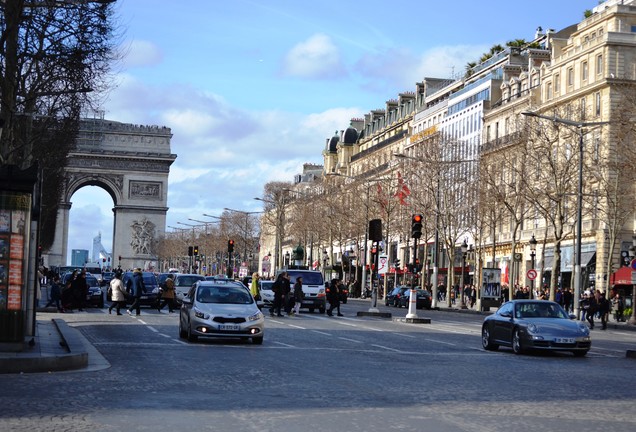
<box><xmin>460</xmin><ymin>240</ymin><xmax>468</xmax><ymax>309</ymax></box>
<box><xmin>522</xmin><ymin>111</ymin><xmax>609</xmax><ymax>316</ymax></box>
<box><xmin>529</xmin><ymin>234</ymin><xmax>537</xmax><ymax>299</ymax></box>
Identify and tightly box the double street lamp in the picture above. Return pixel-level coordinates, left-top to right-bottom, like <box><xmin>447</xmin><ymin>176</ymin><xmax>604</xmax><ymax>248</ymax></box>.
<box><xmin>460</xmin><ymin>240</ymin><xmax>469</xmax><ymax>309</ymax></box>
<box><xmin>522</xmin><ymin>111</ymin><xmax>610</xmax><ymax>316</ymax></box>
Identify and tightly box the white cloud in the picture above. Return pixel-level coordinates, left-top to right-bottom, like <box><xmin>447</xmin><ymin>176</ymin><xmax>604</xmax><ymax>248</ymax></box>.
<box><xmin>119</xmin><ymin>39</ymin><xmax>164</xmax><ymax>68</ymax></box>
<box><xmin>282</xmin><ymin>34</ymin><xmax>346</xmax><ymax>79</ymax></box>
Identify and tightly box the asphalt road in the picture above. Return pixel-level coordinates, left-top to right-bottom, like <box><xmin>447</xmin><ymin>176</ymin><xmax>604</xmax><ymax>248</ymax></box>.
<box><xmin>1</xmin><ymin>299</ymin><xmax>635</xmax><ymax>432</ymax></box>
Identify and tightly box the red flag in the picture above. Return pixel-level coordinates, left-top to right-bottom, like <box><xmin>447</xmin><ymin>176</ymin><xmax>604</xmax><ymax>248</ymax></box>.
<box><xmin>393</xmin><ymin>172</ymin><xmax>411</xmax><ymax>205</ymax></box>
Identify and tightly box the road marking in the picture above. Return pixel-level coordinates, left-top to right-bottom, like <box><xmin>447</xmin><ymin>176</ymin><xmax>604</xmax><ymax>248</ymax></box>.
<box><xmin>146</xmin><ymin>326</ymin><xmax>159</xmax><ymax>333</ymax></box>
<box><xmin>423</xmin><ymin>338</ymin><xmax>457</xmax><ymax>346</ymax></box>
<box><xmin>338</xmin><ymin>337</ymin><xmax>363</xmax><ymax>343</ymax></box>
<box><xmin>287</xmin><ymin>324</ymin><xmax>306</xmax><ymax>330</ymax></box>
<box><xmin>371</xmin><ymin>344</ymin><xmax>403</xmax><ymax>352</ymax></box>
<box><xmin>272</xmin><ymin>341</ymin><xmax>295</xmax><ymax>348</ymax></box>
<box><xmin>311</xmin><ymin>330</ymin><xmax>331</xmax><ymax>336</ymax></box>
<box><xmin>393</xmin><ymin>332</ymin><xmax>416</xmax><ymax>338</ymax></box>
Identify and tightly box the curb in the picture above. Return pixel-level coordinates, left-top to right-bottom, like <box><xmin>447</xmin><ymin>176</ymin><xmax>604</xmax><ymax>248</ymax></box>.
<box><xmin>0</xmin><ymin>319</ymin><xmax>88</xmax><ymax>374</ymax></box>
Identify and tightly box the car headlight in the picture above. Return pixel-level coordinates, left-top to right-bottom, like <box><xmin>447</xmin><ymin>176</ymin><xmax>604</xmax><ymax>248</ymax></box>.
<box><xmin>527</xmin><ymin>323</ymin><xmax>538</xmax><ymax>334</ymax></box>
<box><xmin>317</xmin><ymin>288</ymin><xmax>325</xmax><ymax>298</ymax></box>
<box><xmin>193</xmin><ymin>307</ymin><xmax>209</xmax><ymax>319</ymax></box>
<box><xmin>248</xmin><ymin>311</ymin><xmax>264</xmax><ymax>321</ymax></box>
<box><xmin>152</xmin><ymin>287</ymin><xmax>161</xmax><ymax>294</ymax></box>
<box><xmin>577</xmin><ymin>322</ymin><xmax>590</xmax><ymax>335</ymax></box>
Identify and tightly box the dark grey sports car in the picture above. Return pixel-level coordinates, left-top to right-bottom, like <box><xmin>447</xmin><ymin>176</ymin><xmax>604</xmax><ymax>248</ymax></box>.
<box><xmin>481</xmin><ymin>300</ymin><xmax>591</xmax><ymax>356</ymax></box>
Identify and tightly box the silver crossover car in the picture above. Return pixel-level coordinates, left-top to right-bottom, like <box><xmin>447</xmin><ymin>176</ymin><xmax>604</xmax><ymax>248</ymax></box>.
<box><xmin>179</xmin><ymin>280</ymin><xmax>264</xmax><ymax>344</ymax></box>
<box><xmin>482</xmin><ymin>300</ymin><xmax>591</xmax><ymax>356</ymax></box>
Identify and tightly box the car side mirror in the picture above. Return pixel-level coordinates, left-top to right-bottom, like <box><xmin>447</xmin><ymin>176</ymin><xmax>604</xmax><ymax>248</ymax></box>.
<box><xmin>500</xmin><ymin>311</ymin><xmax>512</xmax><ymax>318</ymax></box>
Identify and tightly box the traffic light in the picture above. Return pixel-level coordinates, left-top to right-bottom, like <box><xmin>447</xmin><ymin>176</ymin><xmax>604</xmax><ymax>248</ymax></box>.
<box><xmin>369</xmin><ymin>219</ymin><xmax>382</xmax><ymax>242</ymax></box>
<box><xmin>188</xmin><ymin>246</ymin><xmax>193</xmax><ymax>256</ymax></box>
<box><xmin>411</xmin><ymin>214</ymin><xmax>423</xmax><ymax>239</ymax></box>
<box><xmin>228</xmin><ymin>239</ymin><xmax>235</xmax><ymax>253</ymax></box>
<box><xmin>394</xmin><ymin>259</ymin><xmax>401</xmax><ymax>270</ymax></box>
<box><xmin>415</xmin><ymin>258</ymin><xmax>421</xmax><ymax>272</ymax></box>
<box><xmin>193</xmin><ymin>245</ymin><xmax>199</xmax><ymax>256</ymax></box>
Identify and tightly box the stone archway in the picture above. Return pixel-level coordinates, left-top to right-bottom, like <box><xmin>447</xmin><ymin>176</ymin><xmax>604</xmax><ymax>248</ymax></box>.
<box><xmin>46</xmin><ymin>118</ymin><xmax>176</xmax><ymax>270</ymax></box>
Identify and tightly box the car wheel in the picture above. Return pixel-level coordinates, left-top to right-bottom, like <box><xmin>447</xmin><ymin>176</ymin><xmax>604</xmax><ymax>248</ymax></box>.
<box><xmin>512</xmin><ymin>328</ymin><xmax>524</xmax><ymax>355</ymax></box>
<box><xmin>178</xmin><ymin>319</ymin><xmax>187</xmax><ymax>339</ymax></box>
<box><xmin>572</xmin><ymin>350</ymin><xmax>588</xmax><ymax>357</ymax></box>
<box><xmin>319</xmin><ymin>307</ymin><xmax>325</xmax><ymax>314</ymax></box>
<box><xmin>252</xmin><ymin>337</ymin><xmax>263</xmax><ymax>345</ymax></box>
<box><xmin>481</xmin><ymin>325</ymin><xmax>499</xmax><ymax>351</ymax></box>
<box><xmin>98</xmin><ymin>298</ymin><xmax>104</xmax><ymax>308</ymax></box>
<box><xmin>309</xmin><ymin>308</ymin><xmax>315</xmax><ymax>313</ymax></box>
<box><xmin>186</xmin><ymin>321</ymin><xmax>198</xmax><ymax>342</ymax></box>
<box><xmin>342</xmin><ymin>298</ymin><xmax>347</xmax><ymax>304</ymax></box>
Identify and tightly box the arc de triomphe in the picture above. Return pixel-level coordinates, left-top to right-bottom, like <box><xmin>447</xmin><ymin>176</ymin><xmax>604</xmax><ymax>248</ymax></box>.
<box><xmin>46</xmin><ymin>118</ymin><xmax>176</xmax><ymax>270</ymax></box>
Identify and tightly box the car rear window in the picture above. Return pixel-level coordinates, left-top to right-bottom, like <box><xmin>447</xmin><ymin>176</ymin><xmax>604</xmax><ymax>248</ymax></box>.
<box><xmin>176</xmin><ymin>275</ymin><xmax>204</xmax><ymax>286</ymax></box>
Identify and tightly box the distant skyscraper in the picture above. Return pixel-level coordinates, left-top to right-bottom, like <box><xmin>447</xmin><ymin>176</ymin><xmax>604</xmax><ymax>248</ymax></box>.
<box><xmin>71</xmin><ymin>249</ymin><xmax>89</xmax><ymax>267</ymax></box>
<box><xmin>92</xmin><ymin>232</ymin><xmax>111</xmax><ymax>268</ymax></box>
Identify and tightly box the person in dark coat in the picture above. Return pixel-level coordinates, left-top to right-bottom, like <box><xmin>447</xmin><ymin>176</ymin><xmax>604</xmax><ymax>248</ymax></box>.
<box><xmin>327</xmin><ymin>278</ymin><xmax>342</xmax><ymax>316</ymax></box>
<box><xmin>270</xmin><ymin>272</ymin><xmax>290</xmax><ymax>317</ymax></box>
<box><xmin>127</xmin><ymin>268</ymin><xmax>146</xmax><ymax>316</ymax></box>
<box><xmin>44</xmin><ymin>275</ymin><xmax>63</xmax><ymax>312</ymax></box>
<box><xmin>71</xmin><ymin>271</ymin><xmax>88</xmax><ymax>311</ymax></box>
<box><xmin>598</xmin><ymin>292</ymin><xmax>611</xmax><ymax>330</ymax></box>
<box><xmin>290</xmin><ymin>276</ymin><xmax>304</xmax><ymax>316</ymax></box>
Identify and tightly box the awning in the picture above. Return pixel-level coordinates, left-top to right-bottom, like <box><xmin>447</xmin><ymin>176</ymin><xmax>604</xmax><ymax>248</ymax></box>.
<box><xmin>542</xmin><ymin>251</ymin><xmax>595</xmax><ymax>272</ymax></box>
<box><xmin>610</xmin><ymin>266</ymin><xmax>634</xmax><ymax>285</ymax></box>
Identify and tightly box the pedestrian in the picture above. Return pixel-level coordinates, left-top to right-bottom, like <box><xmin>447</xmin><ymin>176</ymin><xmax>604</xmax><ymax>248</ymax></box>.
<box><xmin>71</xmin><ymin>271</ymin><xmax>88</xmax><ymax>311</ymax></box>
<box><xmin>127</xmin><ymin>268</ymin><xmax>146</xmax><ymax>316</ymax></box>
<box><xmin>44</xmin><ymin>275</ymin><xmax>63</xmax><ymax>312</ymax></box>
<box><xmin>270</xmin><ymin>272</ymin><xmax>289</xmax><ymax>317</ymax></box>
<box><xmin>563</xmin><ymin>288</ymin><xmax>573</xmax><ymax>313</ymax></box>
<box><xmin>612</xmin><ymin>292</ymin><xmax>625</xmax><ymax>322</ymax></box>
<box><xmin>584</xmin><ymin>292</ymin><xmax>598</xmax><ymax>329</ymax></box>
<box><xmin>108</xmin><ymin>271</ymin><xmax>127</xmax><ymax>315</ymax></box>
<box><xmin>598</xmin><ymin>291</ymin><xmax>610</xmax><ymax>330</ymax></box>
<box><xmin>157</xmin><ymin>273</ymin><xmax>177</xmax><ymax>313</ymax></box>
<box><xmin>327</xmin><ymin>278</ymin><xmax>343</xmax><ymax>316</ymax></box>
<box><xmin>291</xmin><ymin>276</ymin><xmax>304</xmax><ymax>316</ymax></box>
<box><xmin>250</xmin><ymin>272</ymin><xmax>261</xmax><ymax>301</ymax></box>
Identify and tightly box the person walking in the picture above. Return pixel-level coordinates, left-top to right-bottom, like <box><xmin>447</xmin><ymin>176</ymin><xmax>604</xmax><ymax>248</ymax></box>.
<box><xmin>584</xmin><ymin>291</ymin><xmax>598</xmax><ymax>329</ymax></box>
<box><xmin>44</xmin><ymin>275</ymin><xmax>63</xmax><ymax>312</ymax></box>
<box><xmin>598</xmin><ymin>291</ymin><xmax>611</xmax><ymax>330</ymax></box>
<box><xmin>127</xmin><ymin>268</ymin><xmax>146</xmax><ymax>316</ymax></box>
<box><xmin>250</xmin><ymin>272</ymin><xmax>261</xmax><ymax>301</ymax></box>
<box><xmin>612</xmin><ymin>292</ymin><xmax>625</xmax><ymax>322</ymax></box>
<box><xmin>291</xmin><ymin>276</ymin><xmax>304</xmax><ymax>316</ymax></box>
<box><xmin>108</xmin><ymin>271</ymin><xmax>126</xmax><ymax>315</ymax></box>
<box><xmin>157</xmin><ymin>273</ymin><xmax>177</xmax><ymax>313</ymax></box>
<box><xmin>327</xmin><ymin>278</ymin><xmax>343</xmax><ymax>316</ymax></box>
<box><xmin>270</xmin><ymin>272</ymin><xmax>289</xmax><ymax>317</ymax></box>
<box><xmin>71</xmin><ymin>271</ymin><xmax>88</xmax><ymax>311</ymax></box>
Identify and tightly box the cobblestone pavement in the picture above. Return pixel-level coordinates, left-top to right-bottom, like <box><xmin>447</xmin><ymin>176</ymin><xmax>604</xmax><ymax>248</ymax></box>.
<box><xmin>0</xmin><ymin>303</ymin><xmax>634</xmax><ymax>432</ymax></box>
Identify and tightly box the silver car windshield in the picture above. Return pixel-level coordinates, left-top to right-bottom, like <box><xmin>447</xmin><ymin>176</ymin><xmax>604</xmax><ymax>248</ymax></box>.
<box><xmin>196</xmin><ymin>286</ymin><xmax>253</xmax><ymax>304</ymax></box>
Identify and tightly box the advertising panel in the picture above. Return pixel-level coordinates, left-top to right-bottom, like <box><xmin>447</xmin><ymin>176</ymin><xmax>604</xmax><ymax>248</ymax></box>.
<box><xmin>0</xmin><ymin>194</ymin><xmax>30</xmax><ymax>312</ymax></box>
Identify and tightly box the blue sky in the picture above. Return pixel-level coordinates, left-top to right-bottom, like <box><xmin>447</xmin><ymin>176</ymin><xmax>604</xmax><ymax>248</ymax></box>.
<box><xmin>67</xmin><ymin>0</ymin><xmax>596</xmax><ymax>263</ymax></box>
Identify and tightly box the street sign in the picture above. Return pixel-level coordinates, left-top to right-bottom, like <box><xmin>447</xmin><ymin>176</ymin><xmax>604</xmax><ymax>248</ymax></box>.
<box><xmin>631</xmin><ymin>258</ymin><xmax>636</xmax><ymax>271</ymax></box>
<box><xmin>378</xmin><ymin>254</ymin><xmax>388</xmax><ymax>274</ymax></box>
<box><xmin>527</xmin><ymin>269</ymin><xmax>537</xmax><ymax>280</ymax></box>
<box><xmin>514</xmin><ymin>253</ymin><xmax>523</xmax><ymax>262</ymax></box>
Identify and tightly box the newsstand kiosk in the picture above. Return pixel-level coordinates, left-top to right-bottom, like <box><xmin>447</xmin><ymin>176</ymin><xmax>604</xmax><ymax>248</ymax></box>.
<box><xmin>0</xmin><ymin>164</ymin><xmax>38</xmax><ymax>352</ymax></box>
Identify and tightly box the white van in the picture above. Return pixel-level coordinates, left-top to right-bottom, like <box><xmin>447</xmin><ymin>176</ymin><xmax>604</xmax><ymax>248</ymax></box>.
<box><xmin>276</xmin><ymin>268</ymin><xmax>326</xmax><ymax>314</ymax></box>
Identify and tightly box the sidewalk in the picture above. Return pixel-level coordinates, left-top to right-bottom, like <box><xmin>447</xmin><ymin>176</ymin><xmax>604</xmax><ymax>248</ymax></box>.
<box><xmin>0</xmin><ymin>311</ymin><xmax>90</xmax><ymax>374</ymax></box>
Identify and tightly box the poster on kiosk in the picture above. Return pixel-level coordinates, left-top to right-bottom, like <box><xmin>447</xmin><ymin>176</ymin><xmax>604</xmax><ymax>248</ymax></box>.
<box><xmin>0</xmin><ymin>190</ymin><xmax>31</xmax><ymax>342</ymax></box>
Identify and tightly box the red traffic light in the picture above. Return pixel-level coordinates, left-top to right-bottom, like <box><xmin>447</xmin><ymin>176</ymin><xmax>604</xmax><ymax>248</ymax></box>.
<box><xmin>413</xmin><ymin>214</ymin><xmax>422</xmax><ymax>223</ymax></box>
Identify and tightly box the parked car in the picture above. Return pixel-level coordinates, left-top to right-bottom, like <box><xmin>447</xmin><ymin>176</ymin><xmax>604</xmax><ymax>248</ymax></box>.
<box><xmin>398</xmin><ymin>288</ymin><xmax>432</xmax><ymax>309</ymax></box>
<box><xmin>100</xmin><ymin>271</ymin><xmax>115</xmax><ymax>287</ymax></box>
<box><xmin>481</xmin><ymin>300</ymin><xmax>592</xmax><ymax>356</ymax></box>
<box><xmin>259</xmin><ymin>280</ymin><xmax>275</xmax><ymax>308</ymax></box>
<box><xmin>115</xmin><ymin>271</ymin><xmax>161</xmax><ymax>308</ymax></box>
<box><xmin>173</xmin><ymin>273</ymin><xmax>206</xmax><ymax>303</ymax></box>
<box><xmin>61</xmin><ymin>272</ymin><xmax>103</xmax><ymax>308</ymax></box>
<box><xmin>385</xmin><ymin>286</ymin><xmax>408</xmax><ymax>307</ymax></box>
<box><xmin>179</xmin><ymin>279</ymin><xmax>264</xmax><ymax>344</ymax></box>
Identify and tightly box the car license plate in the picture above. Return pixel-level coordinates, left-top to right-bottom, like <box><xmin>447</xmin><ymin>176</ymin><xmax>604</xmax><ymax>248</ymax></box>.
<box><xmin>554</xmin><ymin>337</ymin><xmax>574</xmax><ymax>344</ymax></box>
<box><xmin>302</xmin><ymin>300</ymin><xmax>312</xmax><ymax>305</ymax></box>
<box><xmin>219</xmin><ymin>324</ymin><xmax>240</xmax><ymax>331</ymax></box>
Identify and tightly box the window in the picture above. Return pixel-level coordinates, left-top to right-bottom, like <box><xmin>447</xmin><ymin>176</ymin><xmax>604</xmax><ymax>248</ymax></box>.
<box><xmin>596</xmin><ymin>54</ymin><xmax>603</xmax><ymax>76</ymax></box>
<box><xmin>554</xmin><ymin>73</ymin><xmax>560</xmax><ymax>93</ymax></box>
<box><xmin>567</xmin><ymin>67</ymin><xmax>574</xmax><ymax>87</ymax></box>
<box><xmin>582</xmin><ymin>61</ymin><xmax>588</xmax><ymax>81</ymax></box>
<box><xmin>546</xmin><ymin>82</ymin><xmax>552</xmax><ymax>100</ymax></box>
<box><xmin>580</xmin><ymin>97</ymin><xmax>586</xmax><ymax>120</ymax></box>
<box><xmin>595</xmin><ymin>92</ymin><xmax>601</xmax><ymax>117</ymax></box>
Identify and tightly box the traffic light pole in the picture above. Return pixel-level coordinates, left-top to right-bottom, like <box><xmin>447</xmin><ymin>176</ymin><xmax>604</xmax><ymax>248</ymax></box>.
<box><xmin>406</xmin><ymin>238</ymin><xmax>419</xmax><ymax>319</ymax></box>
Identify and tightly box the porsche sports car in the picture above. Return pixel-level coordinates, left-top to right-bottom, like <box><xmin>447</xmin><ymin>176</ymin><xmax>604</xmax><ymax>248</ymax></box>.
<box><xmin>481</xmin><ymin>300</ymin><xmax>591</xmax><ymax>356</ymax></box>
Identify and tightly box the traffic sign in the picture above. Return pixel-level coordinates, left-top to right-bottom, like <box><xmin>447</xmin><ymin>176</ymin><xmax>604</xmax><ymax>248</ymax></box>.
<box><xmin>378</xmin><ymin>254</ymin><xmax>388</xmax><ymax>274</ymax></box>
<box><xmin>526</xmin><ymin>269</ymin><xmax>537</xmax><ymax>280</ymax></box>
<box><xmin>631</xmin><ymin>258</ymin><xmax>636</xmax><ymax>271</ymax></box>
